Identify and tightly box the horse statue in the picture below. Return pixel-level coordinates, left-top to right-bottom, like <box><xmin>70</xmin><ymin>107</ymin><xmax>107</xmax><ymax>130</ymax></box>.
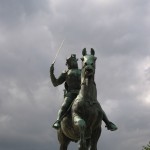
<box><xmin>57</xmin><ymin>48</ymin><xmax>103</xmax><ymax>150</ymax></box>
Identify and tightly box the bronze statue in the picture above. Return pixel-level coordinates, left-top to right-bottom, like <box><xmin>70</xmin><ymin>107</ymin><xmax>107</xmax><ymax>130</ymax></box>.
<box><xmin>50</xmin><ymin>48</ymin><xmax>117</xmax><ymax>149</ymax></box>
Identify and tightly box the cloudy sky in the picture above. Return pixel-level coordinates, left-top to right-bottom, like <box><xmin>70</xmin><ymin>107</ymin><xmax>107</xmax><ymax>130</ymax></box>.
<box><xmin>0</xmin><ymin>0</ymin><xmax>150</xmax><ymax>149</ymax></box>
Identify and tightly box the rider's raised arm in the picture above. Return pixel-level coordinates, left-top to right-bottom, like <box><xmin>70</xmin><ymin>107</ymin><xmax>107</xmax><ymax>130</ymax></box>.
<box><xmin>50</xmin><ymin>64</ymin><xmax>66</xmax><ymax>87</ymax></box>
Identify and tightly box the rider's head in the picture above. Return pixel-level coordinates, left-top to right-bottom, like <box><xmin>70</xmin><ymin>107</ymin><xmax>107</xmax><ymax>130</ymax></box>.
<box><xmin>66</xmin><ymin>54</ymin><xmax>78</xmax><ymax>69</ymax></box>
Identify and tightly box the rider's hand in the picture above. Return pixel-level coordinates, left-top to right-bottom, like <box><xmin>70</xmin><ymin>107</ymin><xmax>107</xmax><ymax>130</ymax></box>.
<box><xmin>50</xmin><ymin>63</ymin><xmax>54</xmax><ymax>74</ymax></box>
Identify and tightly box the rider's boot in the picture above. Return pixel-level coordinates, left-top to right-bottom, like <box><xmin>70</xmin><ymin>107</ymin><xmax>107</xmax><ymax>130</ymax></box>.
<box><xmin>102</xmin><ymin>110</ymin><xmax>118</xmax><ymax>131</ymax></box>
<box><xmin>53</xmin><ymin>120</ymin><xmax>61</xmax><ymax>130</ymax></box>
<box><xmin>52</xmin><ymin>109</ymin><xmax>63</xmax><ymax>130</ymax></box>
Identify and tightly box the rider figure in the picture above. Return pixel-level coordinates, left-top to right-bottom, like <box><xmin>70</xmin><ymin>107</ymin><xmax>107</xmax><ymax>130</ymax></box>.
<box><xmin>50</xmin><ymin>54</ymin><xmax>118</xmax><ymax>131</ymax></box>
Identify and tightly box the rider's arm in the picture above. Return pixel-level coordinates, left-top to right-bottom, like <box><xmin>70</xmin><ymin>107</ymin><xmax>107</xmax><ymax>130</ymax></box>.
<box><xmin>50</xmin><ymin>64</ymin><xmax>66</xmax><ymax>87</ymax></box>
<box><xmin>51</xmin><ymin>72</ymin><xmax>66</xmax><ymax>87</ymax></box>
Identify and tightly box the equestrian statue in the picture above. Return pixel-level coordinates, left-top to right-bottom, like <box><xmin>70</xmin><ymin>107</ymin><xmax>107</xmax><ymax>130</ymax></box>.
<box><xmin>50</xmin><ymin>48</ymin><xmax>117</xmax><ymax>150</ymax></box>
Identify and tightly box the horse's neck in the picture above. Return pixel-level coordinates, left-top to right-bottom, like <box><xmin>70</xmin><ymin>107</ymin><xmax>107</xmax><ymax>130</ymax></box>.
<box><xmin>79</xmin><ymin>78</ymin><xmax>97</xmax><ymax>101</ymax></box>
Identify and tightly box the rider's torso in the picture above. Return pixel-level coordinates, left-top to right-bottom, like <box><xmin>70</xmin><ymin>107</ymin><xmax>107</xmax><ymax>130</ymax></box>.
<box><xmin>66</xmin><ymin>69</ymin><xmax>81</xmax><ymax>92</ymax></box>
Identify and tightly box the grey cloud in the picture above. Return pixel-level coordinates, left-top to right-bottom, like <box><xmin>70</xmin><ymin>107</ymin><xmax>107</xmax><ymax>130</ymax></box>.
<box><xmin>0</xmin><ymin>0</ymin><xmax>51</xmax><ymax>29</ymax></box>
<box><xmin>49</xmin><ymin>0</ymin><xmax>150</xmax><ymax>57</ymax></box>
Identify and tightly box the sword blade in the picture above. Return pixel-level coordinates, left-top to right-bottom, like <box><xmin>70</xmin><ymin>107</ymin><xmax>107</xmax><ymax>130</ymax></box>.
<box><xmin>52</xmin><ymin>39</ymin><xmax>65</xmax><ymax>64</ymax></box>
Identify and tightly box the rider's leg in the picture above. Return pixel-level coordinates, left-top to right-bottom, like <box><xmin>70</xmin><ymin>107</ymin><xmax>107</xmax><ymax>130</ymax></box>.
<box><xmin>53</xmin><ymin>93</ymin><xmax>78</xmax><ymax>129</ymax></box>
<box><xmin>102</xmin><ymin>110</ymin><xmax>118</xmax><ymax>131</ymax></box>
<box><xmin>53</xmin><ymin>96</ymin><xmax>72</xmax><ymax>129</ymax></box>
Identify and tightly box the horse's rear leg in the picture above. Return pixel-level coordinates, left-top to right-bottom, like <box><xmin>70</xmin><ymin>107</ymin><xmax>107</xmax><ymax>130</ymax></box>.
<box><xmin>58</xmin><ymin>129</ymin><xmax>70</xmax><ymax>150</ymax></box>
<box><xmin>90</xmin><ymin>126</ymin><xmax>101</xmax><ymax>150</ymax></box>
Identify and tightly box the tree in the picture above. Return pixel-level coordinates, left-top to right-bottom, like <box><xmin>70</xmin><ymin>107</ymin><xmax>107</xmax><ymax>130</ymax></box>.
<box><xmin>142</xmin><ymin>141</ymin><xmax>150</xmax><ymax>150</ymax></box>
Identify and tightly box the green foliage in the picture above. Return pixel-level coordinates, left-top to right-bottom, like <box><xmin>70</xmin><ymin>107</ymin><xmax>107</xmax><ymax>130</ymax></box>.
<box><xmin>142</xmin><ymin>141</ymin><xmax>150</xmax><ymax>150</ymax></box>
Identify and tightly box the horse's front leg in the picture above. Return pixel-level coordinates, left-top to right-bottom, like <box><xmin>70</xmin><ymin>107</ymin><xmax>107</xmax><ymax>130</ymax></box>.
<box><xmin>74</xmin><ymin>115</ymin><xmax>87</xmax><ymax>150</ymax></box>
<box><xmin>79</xmin><ymin>129</ymin><xmax>87</xmax><ymax>150</ymax></box>
<box><xmin>90</xmin><ymin>126</ymin><xmax>101</xmax><ymax>150</ymax></box>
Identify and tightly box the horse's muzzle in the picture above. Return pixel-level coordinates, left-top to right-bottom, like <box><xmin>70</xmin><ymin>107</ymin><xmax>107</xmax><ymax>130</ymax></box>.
<box><xmin>85</xmin><ymin>68</ymin><xmax>93</xmax><ymax>77</ymax></box>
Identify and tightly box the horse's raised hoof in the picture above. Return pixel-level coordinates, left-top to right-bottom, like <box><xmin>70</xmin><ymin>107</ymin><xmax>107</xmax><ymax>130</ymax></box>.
<box><xmin>106</xmin><ymin>121</ymin><xmax>118</xmax><ymax>131</ymax></box>
<box><xmin>52</xmin><ymin>120</ymin><xmax>61</xmax><ymax>130</ymax></box>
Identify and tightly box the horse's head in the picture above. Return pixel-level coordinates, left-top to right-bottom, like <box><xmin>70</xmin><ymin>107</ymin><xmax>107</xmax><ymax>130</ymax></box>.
<box><xmin>81</xmin><ymin>48</ymin><xmax>97</xmax><ymax>80</ymax></box>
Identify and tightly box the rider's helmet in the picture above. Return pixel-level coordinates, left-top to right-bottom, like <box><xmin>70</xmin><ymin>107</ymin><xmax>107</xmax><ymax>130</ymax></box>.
<box><xmin>66</xmin><ymin>54</ymin><xmax>78</xmax><ymax>69</ymax></box>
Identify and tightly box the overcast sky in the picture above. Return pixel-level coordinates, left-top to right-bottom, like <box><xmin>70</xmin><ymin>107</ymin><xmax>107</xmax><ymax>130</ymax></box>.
<box><xmin>0</xmin><ymin>0</ymin><xmax>150</xmax><ymax>150</ymax></box>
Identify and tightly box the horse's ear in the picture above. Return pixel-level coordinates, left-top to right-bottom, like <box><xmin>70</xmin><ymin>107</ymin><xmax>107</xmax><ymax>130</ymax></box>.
<box><xmin>82</xmin><ymin>48</ymin><xmax>87</xmax><ymax>56</ymax></box>
<box><xmin>91</xmin><ymin>48</ymin><xmax>95</xmax><ymax>56</ymax></box>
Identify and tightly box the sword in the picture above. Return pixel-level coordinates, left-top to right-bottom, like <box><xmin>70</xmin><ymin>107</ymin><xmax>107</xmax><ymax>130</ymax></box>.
<box><xmin>52</xmin><ymin>39</ymin><xmax>65</xmax><ymax>64</ymax></box>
